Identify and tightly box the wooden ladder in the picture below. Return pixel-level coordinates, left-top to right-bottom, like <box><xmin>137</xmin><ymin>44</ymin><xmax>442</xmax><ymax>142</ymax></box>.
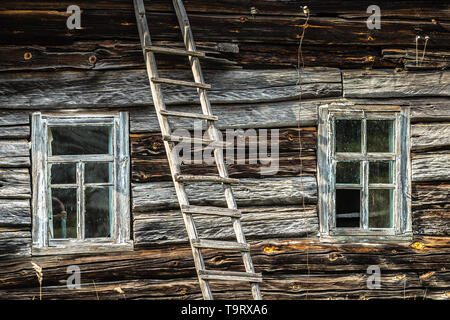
<box><xmin>133</xmin><ymin>0</ymin><xmax>262</xmax><ymax>300</ymax></box>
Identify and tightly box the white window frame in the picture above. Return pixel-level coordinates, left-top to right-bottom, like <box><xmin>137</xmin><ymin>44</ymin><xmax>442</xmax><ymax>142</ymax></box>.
<box><xmin>31</xmin><ymin>112</ymin><xmax>132</xmax><ymax>255</ymax></box>
<box><xmin>317</xmin><ymin>105</ymin><xmax>412</xmax><ymax>242</ymax></box>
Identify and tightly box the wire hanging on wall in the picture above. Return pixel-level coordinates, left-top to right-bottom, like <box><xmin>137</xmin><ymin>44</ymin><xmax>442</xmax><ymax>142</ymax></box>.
<box><xmin>297</xmin><ymin>5</ymin><xmax>311</xmax><ymax>300</ymax></box>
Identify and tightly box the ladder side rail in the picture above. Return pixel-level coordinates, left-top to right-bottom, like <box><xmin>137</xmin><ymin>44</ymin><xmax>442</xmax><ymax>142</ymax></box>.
<box><xmin>172</xmin><ymin>0</ymin><xmax>262</xmax><ymax>300</ymax></box>
<box><xmin>133</xmin><ymin>0</ymin><xmax>213</xmax><ymax>300</ymax></box>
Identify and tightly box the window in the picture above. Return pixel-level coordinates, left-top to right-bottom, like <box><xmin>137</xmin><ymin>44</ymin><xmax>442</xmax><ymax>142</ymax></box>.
<box><xmin>318</xmin><ymin>106</ymin><xmax>412</xmax><ymax>241</ymax></box>
<box><xmin>32</xmin><ymin>112</ymin><xmax>132</xmax><ymax>255</ymax></box>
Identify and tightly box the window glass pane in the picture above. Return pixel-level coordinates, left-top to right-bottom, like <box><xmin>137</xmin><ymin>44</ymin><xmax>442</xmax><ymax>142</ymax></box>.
<box><xmin>49</xmin><ymin>188</ymin><xmax>77</xmax><ymax>239</ymax></box>
<box><xmin>367</xmin><ymin>120</ymin><xmax>394</xmax><ymax>153</ymax></box>
<box><xmin>85</xmin><ymin>187</ymin><xmax>112</xmax><ymax>238</ymax></box>
<box><xmin>369</xmin><ymin>189</ymin><xmax>393</xmax><ymax>228</ymax></box>
<box><xmin>336</xmin><ymin>161</ymin><xmax>361</xmax><ymax>184</ymax></box>
<box><xmin>336</xmin><ymin>189</ymin><xmax>360</xmax><ymax>228</ymax></box>
<box><xmin>85</xmin><ymin>162</ymin><xmax>113</xmax><ymax>184</ymax></box>
<box><xmin>335</xmin><ymin>120</ymin><xmax>361</xmax><ymax>153</ymax></box>
<box><xmin>48</xmin><ymin>126</ymin><xmax>112</xmax><ymax>156</ymax></box>
<box><xmin>50</xmin><ymin>163</ymin><xmax>76</xmax><ymax>184</ymax></box>
<box><xmin>369</xmin><ymin>161</ymin><xmax>394</xmax><ymax>184</ymax></box>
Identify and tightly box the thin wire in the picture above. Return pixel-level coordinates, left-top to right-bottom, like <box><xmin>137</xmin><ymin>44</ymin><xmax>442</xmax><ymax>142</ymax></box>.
<box><xmin>297</xmin><ymin>6</ymin><xmax>310</xmax><ymax>300</ymax></box>
<box><xmin>420</xmin><ymin>36</ymin><xmax>429</xmax><ymax>66</ymax></box>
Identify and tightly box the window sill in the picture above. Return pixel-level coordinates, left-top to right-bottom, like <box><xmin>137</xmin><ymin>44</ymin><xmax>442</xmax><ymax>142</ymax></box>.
<box><xmin>31</xmin><ymin>241</ymin><xmax>134</xmax><ymax>256</ymax></box>
<box><xmin>319</xmin><ymin>232</ymin><xmax>413</xmax><ymax>244</ymax></box>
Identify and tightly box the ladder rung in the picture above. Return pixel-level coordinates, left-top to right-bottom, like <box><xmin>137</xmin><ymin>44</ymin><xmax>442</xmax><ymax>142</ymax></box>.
<box><xmin>159</xmin><ymin>110</ymin><xmax>218</xmax><ymax>121</ymax></box>
<box><xmin>181</xmin><ymin>205</ymin><xmax>242</xmax><ymax>218</ymax></box>
<box><xmin>162</xmin><ymin>135</ymin><xmax>229</xmax><ymax>148</ymax></box>
<box><xmin>175</xmin><ymin>174</ymin><xmax>239</xmax><ymax>184</ymax></box>
<box><xmin>151</xmin><ymin>77</ymin><xmax>211</xmax><ymax>90</ymax></box>
<box><xmin>145</xmin><ymin>45</ymin><xmax>206</xmax><ymax>58</ymax></box>
<box><xmin>198</xmin><ymin>270</ymin><xmax>262</xmax><ymax>283</ymax></box>
<box><xmin>192</xmin><ymin>239</ymin><xmax>250</xmax><ymax>251</ymax></box>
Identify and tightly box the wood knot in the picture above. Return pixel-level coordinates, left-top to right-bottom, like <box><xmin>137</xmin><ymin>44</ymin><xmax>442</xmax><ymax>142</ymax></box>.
<box><xmin>328</xmin><ymin>252</ymin><xmax>343</xmax><ymax>261</ymax></box>
<box><xmin>287</xmin><ymin>134</ymin><xmax>294</xmax><ymax>142</ymax></box>
<box><xmin>291</xmin><ymin>283</ymin><xmax>301</xmax><ymax>291</ymax></box>
<box><xmin>88</xmin><ymin>55</ymin><xmax>97</xmax><ymax>65</ymax></box>
<box><xmin>263</xmin><ymin>246</ymin><xmax>279</xmax><ymax>254</ymax></box>
<box><xmin>410</xmin><ymin>241</ymin><xmax>425</xmax><ymax>251</ymax></box>
<box><xmin>395</xmin><ymin>274</ymin><xmax>405</xmax><ymax>280</ymax></box>
<box><xmin>152</xmin><ymin>143</ymin><xmax>159</xmax><ymax>150</ymax></box>
<box><xmin>168</xmin><ymin>260</ymin><xmax>179</xmax><ymax>267</ymax></box>
<box><xmin>419</xmin><ymin>271</ymin><xmax>435</xmax><ymax>280</ymax></box>
<box><xmin>24</xmin><ymin>52</ymin><xmax>32</xmax><ymax>60</ymax></box>
<box><xmin>240</xmin><ymin>17</ymin><xmax>249</xmax><ymax>23</ymax></box>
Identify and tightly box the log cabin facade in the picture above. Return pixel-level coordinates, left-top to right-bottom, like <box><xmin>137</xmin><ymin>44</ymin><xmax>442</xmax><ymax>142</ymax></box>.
<box><xmin>0</xmin><ymin>0</ymin><xmax>449</xmax><ymax>299</ymax></box>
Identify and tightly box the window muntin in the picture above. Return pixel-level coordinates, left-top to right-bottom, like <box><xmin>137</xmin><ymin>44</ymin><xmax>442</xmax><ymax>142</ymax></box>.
<box><xmin>318</xmin><ymin>106</ymin><xmax>411</xmax><ymax>240</ymax></box>
<box><xmin>332</xmin><ymin>115</ymin><xmax>396</xmax><ymax>233</ymax></box>
<box><xmin>32</xmin><ymin>113</ymin><xmax>132</xmax><ymax>254</ymax></box>
<box><xmin>47</xmin><ymin>124</ymin><xmax>114</xmax><ymax>240</ymax></box>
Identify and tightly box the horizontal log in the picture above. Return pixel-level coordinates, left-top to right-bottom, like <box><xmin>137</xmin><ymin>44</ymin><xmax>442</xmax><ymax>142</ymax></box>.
<box><xmin>0</xmin><ymin>126</ymin><xmax>30</xmax><ymax>139</ymax></box>
<box><xmin>0</xmin><ymin>42</ymin><xmax>399</xmax><ymax>71</ymax></box>
<box><xmin>133</xmin><ymin>205</ymin><xmax>318</xmax><ymax>247</ymax></box>
<box><xmin>343</xmin><ymin>70</ymin><xmax>450</xmax><ymax>98</ymax></box>
<box><xmin>0</xmin><ymin>231</ymin><xmax>31</xmax><ymax>258</ymax></box>
<box><xmin>411</xmin><ymin>122</ymin><xmax>450</xmax><ymax>152</ymax></box>
<box><xmin>1</xmin><ymin>8</ymin><xmax>448</xmax><ymax>49</ymax></box>
<box><xmin>1</xmin><ymin>271</ymin><xmax>448</xmax><ymax>300</ymax></box>
<box><xmin>0</xmin><ymin>168</ymin><xmax>31</xmax><ymax>199</ymax></box>
<box><xmin>413</xmin><ymin>208</ymin><xmax>450</xmax><ymax>236</ymax></box>
<box><xmin>0</xmin><ymin>199</ymin><xmax>31</xmax><ymax>227</ymax></box>
<box><xmin>2</xmin><ymin>1</ymin><xmax>449</xmax><ymax>19</ymax></box>
<box><xmin>131</xmin><ymin>128</ymin><xmax>317</xmax><ymax>182</ymax></box>
<box><xmin>0</xmin><ymin>111</ymin><xmax>29</xmax><ymax>126</ymax></box>
<box><xmin>0</xmin><ymin>41</ymin><xmax>240</xmax><ymax>72</ymax></box>
<box><xmin>131</xmin><ymin>97</ymin><xmax>450</xmax><ymax>133</ymax></box>
<box><xmin>0</xmin><ymin>68</ymin><xmax>341</xmax><ymax>109</ymax></box>
<box><xmin>382</xmin><ymin>48</ymin><xmax>450</xmax><ymax>71</ymax></box>
<box><xmin>0</xmin><ymin>236</ymin><xmax>449</xmax><ymax>290</ymax></box>
<box><xmin>131</xmin><ymin>176</ymin><xmax>317</xmax><ymax>212</ymax></box>
<box><xmin>412</xmin><ymin>153</ymin><xmax>450</xmax><ymax>182</ymax></box>
<box><xmin>0</xmin><ymin>140</ymin><xmax>30</xmax><ymax>167</ymax></box>
<box><xmin>130</xmin><ymin>100</ymin><xmax>321</xmax><ymax>133</ymax></box>
<box><xmin>412</xmin><ymin>183</ymin><xmax>450</xmax><ymax>210</ymax></box>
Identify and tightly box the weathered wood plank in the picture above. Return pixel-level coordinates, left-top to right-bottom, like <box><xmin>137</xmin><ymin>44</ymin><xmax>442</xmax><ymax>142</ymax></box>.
<box><xmin>0</xmin><ymin>236</ymin><xmax>449</xmax><ymax>290</ymax></box>
<box><xmin>131</xmin><ymin>176</ymin><xmax>317</xmax><ymax>212</ymax></box>
<box><xmin>382</xmin><ymin>48</ymin><xmax>450</xmax><ymax>71</ymax></box>
<box><xmin>0</xmin><ymin>126</ymin><xmax>30</xmax><ymax>139</ymax></box>
<box><xmin>1</xmin><ymin>272</ymin><xmax>448</xmax><ymax>300</ymax></box>
<box><xmin>0</xmin><ymin>112</ymin><xmax>29</xmax><ymax>126</ymax></box>
<box><xmin>0</xmin><ymin>140</ymin><xmax>30</xmax><ymax>167</ymax></box>
<box><xmin>0</xmin><ymin>231</ymin><xmax>31</xmax><ymax>258</ymax></box>
<box><xmin>412</xmin><ymin>153</ymin><xmax>450</xmax><ymax>182</ymax></box>
<box><xmin>0</xmin><ymin>199</ymin><xmax>31</xmax><ymax>227</ymax></box>
<box><xmin>131</xmin><ymin>97</ymin><xmax>450</xmax><ymax>133</ymax></box>
<box><xmin>0</xmin><ymin>68</ymin><xmax>341</xmax><ymax>109</ymax></box>
<box><xmin>343</xmin><ymin>70</ymin><xmax>450</xmax><ymax>98</ymax></box>
<box><xmin>2</xmin><ymin>1</ymin><xmax>448</xmax><ymax>19</ymax></box>
<box><xmin>412</xmin><ymin>183</ymin><xmax>450</xmax><ymax>210</ymax></box>
<box><xmin>1</xmin><ymin>8</ymin><xmax>449</xmax><ymax>48</ymax></box>
<box><xmin>0</xmin><ymin>169</ymin><xmax>31</xmax><ymax>199</ymax></box>
<box><xmin>412</xmin><ymin>123</ymin><xmax>450</xmax><ymax>152</ymax></box>
<box><xmin>131</xmin><ymin>128</ymin><xmax>317</xmax><ymax>182</ymax></box>
<box><xmin>133</xmin><ymin>205</ymin><xmax>318</xmax><ymax>247</ymax></box>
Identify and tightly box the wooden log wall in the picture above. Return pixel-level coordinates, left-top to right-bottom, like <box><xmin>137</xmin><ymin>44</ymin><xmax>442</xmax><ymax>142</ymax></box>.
<box><xmin>0</xmin><ymin>0</ymin><xmax>449</xmax><ymax>300</ymax></box>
